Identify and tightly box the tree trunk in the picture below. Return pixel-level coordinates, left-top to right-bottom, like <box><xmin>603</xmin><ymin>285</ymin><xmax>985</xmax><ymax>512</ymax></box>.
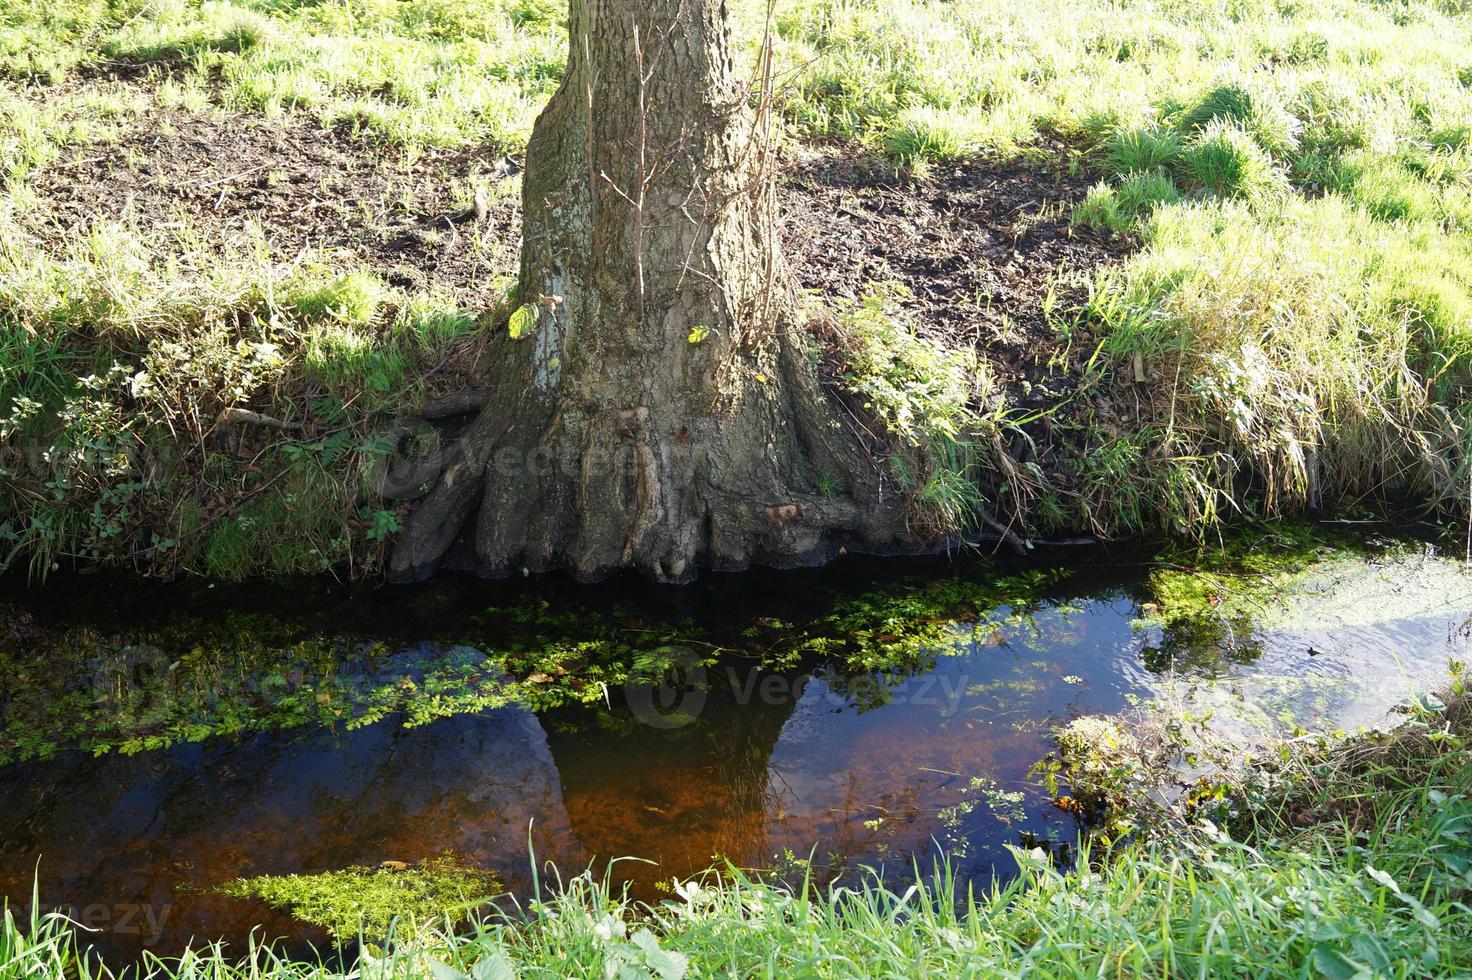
<box><xmin>388</xmin><ymin>0</ymin><xmax>910</xmax><ymax>583</ymax></box>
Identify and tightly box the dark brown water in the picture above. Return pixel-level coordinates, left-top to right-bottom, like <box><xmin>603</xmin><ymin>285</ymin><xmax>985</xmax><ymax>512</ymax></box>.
<box><xmin>0</xmin><ymin>540</ymin><xmax>1467</xmax><ymax>963</ymax></box>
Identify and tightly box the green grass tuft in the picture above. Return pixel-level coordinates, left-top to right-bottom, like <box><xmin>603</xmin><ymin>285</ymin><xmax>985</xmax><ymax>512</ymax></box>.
<box><xmin>1178</xmin><ymin>119</ymin><xmax>1282</xmax><ymax>200</ymax></box>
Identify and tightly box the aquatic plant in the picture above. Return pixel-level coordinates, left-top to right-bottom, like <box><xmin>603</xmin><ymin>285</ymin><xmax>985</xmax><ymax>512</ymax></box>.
<box><xmin>217</xmin><ymin>857</ymin><xmax>500</xmax><ymax>944</ymax></box>
<box><xmin>792</xmin><ymin>569</ymin><xmax>1070</xmax><ymax>673</ymax></box>
<box><xmin>0</xmin><ymin>600</ymin><xmax>711</xmax><ymax>763</ymax></box>
<box><xmin>1135</xmin><ymin>525</ymin><xmax>1472</xmax><ymax>683</ymax></box>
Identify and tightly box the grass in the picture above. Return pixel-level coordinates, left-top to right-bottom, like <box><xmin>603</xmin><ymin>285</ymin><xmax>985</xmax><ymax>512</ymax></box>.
<box><xmin>770</xmin><ymin>0</ymin><xmax>1472</xmax><ymax>540</ymax></box>
<box><xmin>0</xmin><ymin>216</ymin><xmax>491</xmax><ymax>579</ymax></box>
<box><xmin>1058</xmin><ymin>191</ymin><xmax>1472</xmax><ymax>538</ymax></box>
<box><xmin>1</xmin><ymin>0</ymin><xmax>565</xmax><ymax>148</ymax></box>
<box><xmin>1</xmin><ymin>0</ymin><xmax>1472</xmax><ymax>559</ymax></box>
<box><xmin>4</xmin><ymin>676</ymin><xmax>1468</xmax><ymax>977</ymax></box>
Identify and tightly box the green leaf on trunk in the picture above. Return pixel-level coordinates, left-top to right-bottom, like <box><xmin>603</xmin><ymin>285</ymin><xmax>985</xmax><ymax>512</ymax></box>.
<box><xmin>508</xmin><ymin>303</ymin><xmax>537</xmax><ymax>339</ymax></box>
<box><xmin>687</xmin><ymin>325</ymin><xmax>711</xmax><ymax>344</ymax></box>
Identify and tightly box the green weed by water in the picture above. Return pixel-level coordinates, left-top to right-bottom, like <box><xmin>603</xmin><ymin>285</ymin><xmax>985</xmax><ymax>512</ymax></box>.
<box><xmin>823</xmin><ymin>284</ymin><xmax>1019</xmax><ymax>538</ymax></box>
<box><xmin>783</xmin><ymin>568</ymin><xmax>1069</xmax><ymax>674</ymax></box>
<box><xmin>827</xmin><ymin>284</ymin><xmax>992</xmax><ymax>449</ymax></box>
<box><xmin>218</xmin><ymin>857</ymin><xmax>500</xmax><ymax>944</ymax></box>
<box><xmin>1137</xmin><ymin>525</ymin><xmax>1337</xmax><ymax>630</ymax></box>
<box><xmin>0</xmin><ymin>217</ymin><xmax>489</xmax><ymax>580</ymax></box>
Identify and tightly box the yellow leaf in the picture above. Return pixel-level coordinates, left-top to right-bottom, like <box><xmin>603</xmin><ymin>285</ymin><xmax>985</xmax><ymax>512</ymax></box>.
<box><xmin>508</xmin><ymin>303</ymin><xmax>537</xmax><ymax>339</ymax></box>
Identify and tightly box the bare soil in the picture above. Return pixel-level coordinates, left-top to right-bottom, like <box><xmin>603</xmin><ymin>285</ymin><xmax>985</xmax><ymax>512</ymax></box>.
<box><xmin>782</xmin><ymin>145</ymin><xmax>1132</xmax><ymax>408</ymax></box>
<box><xmin>26</xmin><ymin>105</ymin><xmax>1128</xmax><ymax>401</ymax></box>
<box><xmin>26</xmin><ymin>107</ymin><xmax>523</xmax><ymax>309</ymax></box>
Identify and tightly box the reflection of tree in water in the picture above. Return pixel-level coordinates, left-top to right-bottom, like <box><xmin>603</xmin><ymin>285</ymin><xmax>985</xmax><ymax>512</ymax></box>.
<box><xmin>0</xmin><ymin>709</ymin><xmax>574</xmax><ymax>960</ymax></box>
<box><xmin>542</xmin><ymin>670</ymin><xmax>801</xmax><ymax>897</ymax></box>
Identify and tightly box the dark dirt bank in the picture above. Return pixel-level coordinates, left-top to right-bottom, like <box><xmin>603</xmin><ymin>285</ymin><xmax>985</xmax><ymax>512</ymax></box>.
<box><xmin>25</xmin><ymin>107</ymin><xmax>523</xmax><ymax>310</ymax></box>
<box><xmin>26</xmin><ymin>107</ymin><xmax>1127</xmax><ymax>371</ymax></box>
<box><xmin>15</xmin><ymin>99</ymin><xmax>1134</xmax><ymax>579</ymax></box>
<box><xmin>783</xmin><ymin>144</ymin><xmax>1131</xmax><ymax>399</ymax></box>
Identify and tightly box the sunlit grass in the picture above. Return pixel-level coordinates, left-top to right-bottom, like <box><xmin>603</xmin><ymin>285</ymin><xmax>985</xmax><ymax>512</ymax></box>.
<box><xmin>1060</xmin><ymin>191</ymin><xmax>1472</xmax><ymax>537</ymax></box>
<box><xmin>3</xmin><ymin>0</ymin><xmax>566</xmax><ymax>149</ymax></box>
<box><xmin>4</xmin><ymin>0</ymin><xmax>1472</xmax><ymax>561</ymax></box>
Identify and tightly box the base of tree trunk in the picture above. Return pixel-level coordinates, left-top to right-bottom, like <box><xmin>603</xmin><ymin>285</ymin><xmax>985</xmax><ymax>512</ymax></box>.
<box><xmin>385</xmin><ymin>322</ymin><xmax>919</xmax><ymax>585</ymax></box>
<box><xmin>385</xmin><ymin>0</ymin><xmax>922</xmax><ymax>584</ymax></box>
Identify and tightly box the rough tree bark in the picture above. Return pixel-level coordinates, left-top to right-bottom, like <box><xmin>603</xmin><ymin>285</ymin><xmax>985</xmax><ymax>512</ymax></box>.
<box><xmin>388</xmin><ymin>0</ymin><xmax>910</xmax><ymax>583</ymax></box>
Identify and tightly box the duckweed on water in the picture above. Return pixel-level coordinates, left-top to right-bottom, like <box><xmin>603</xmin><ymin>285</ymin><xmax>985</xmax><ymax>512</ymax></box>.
<box><xmin>0</xmin><ymin>570</ymin><xmax>1070</xmax><ymax>763</ymax></box>
<box><xmin>0</xmin><ymin>602</ymin><xmax>706</xmax><ymax>763</ymax></box>
<box><xmin>1135</xmin><ymin>526</ymin><xmax>1472</xmax><ymax>678</ymax></box>
<box><xmin>217</xmin><ymin>857</ymin><xmax>500</xmax><ymax>943</ymax></box>
<box><xmin>1136</xmin><ymin>527</ymin><xmax>1340</xmax><ymax>635</ymax></box>
<box><xmin>791</xmin><ymin>568</ymin><xmax>1072</xmax><ymax>672</ymax></box>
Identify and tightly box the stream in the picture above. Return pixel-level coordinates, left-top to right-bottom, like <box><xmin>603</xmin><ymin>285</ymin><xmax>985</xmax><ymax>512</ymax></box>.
<box><xmin>0</xmin><ymin>529</ymin><xmax>1468</xmax><ymax>963</ymax></box>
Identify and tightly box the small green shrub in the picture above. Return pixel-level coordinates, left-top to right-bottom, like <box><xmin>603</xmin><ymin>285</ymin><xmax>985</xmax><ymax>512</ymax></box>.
<box><xmin>1073</xmin><ymin>182</ymin><xmax>1128</xmax><ymax>232</ymax></box>
<box><xmin>1284</xmin><ymin>30</ymin><xmax>1329</xmax><ymax>64</ymax></box>
<box><xmin>831</xmin><ymin>285</ymin><xmax>990</xmax><ymax>449</ymax></box>
<box><xmin>1178</xmin><ymin>84</ymin><xmax>1256</xmax><ymax>133</ymax></box>
<box><xmin>1116</xmin><ymin>168</ymin><xmax>1181</xmax><ymax>213</ymax></box>
<box><xmin>1290</xmin><ymin>78</ymin><xmax>1371</xmax><ymax>159</ymax></box>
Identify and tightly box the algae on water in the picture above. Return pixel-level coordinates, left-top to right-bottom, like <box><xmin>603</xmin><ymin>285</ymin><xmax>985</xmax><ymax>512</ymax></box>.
<box><xmin>217</xmin><ymin>857</ymin><xmax>500</xmax><ymax>942</ymax></box>
<box><xmin>1139</xmin><ymin>529</ymin><xmax>1472</xmax><ymax>639</ymax></box>
<box><xmin>0</xmin><ymin>568</ymin><xmax>1070</xmax><ymax>763</ymax></box>
<box><xmin>1136</xmin><ymin>527</ymin><xmax>1472</xmax><ymax>735</ymax></box>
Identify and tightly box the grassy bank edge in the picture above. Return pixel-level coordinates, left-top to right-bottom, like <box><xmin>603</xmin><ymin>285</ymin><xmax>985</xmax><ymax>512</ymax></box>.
<box><xmin>8</xmin><ymin>0</ymin><xmax>1472</xmax><ymax>581</ymax></box>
